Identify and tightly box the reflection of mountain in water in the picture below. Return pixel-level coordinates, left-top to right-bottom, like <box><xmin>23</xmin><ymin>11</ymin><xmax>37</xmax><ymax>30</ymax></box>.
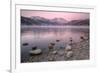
<box><xmin>21</xmin><ymin>26</ymin><xmax>89</xmax><ymax>43</ymax></box>
<box><xmin>21</xmin><ymin>16</ymin><xmax>89</xmax><ymax>26</ymax></box>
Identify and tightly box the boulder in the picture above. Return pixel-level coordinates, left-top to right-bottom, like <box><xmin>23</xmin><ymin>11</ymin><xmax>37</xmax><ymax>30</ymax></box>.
<box><xmin>29</xmin><ymin>49</ymin><xmax>42</xmax><ymax>55</ymax></box>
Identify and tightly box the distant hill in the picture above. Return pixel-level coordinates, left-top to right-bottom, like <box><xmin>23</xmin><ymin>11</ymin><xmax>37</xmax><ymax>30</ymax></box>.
<box><xmin>52</xmin><ymin>18</ymin><xmax>68</xmax><ymax>24</ymax></box>
<box><xmin>66</xmin><ymin>19</ymin><xmax>89</xmax><ymax>26</ymax></box>
<box><xmin>21</xmin><ymin>16</ymin><xmax>33</xmax><ymax>25</ymax></box>
<box><xmin>21</xmin><ymin>16</ymin><xmax>89</xmax><ymax>26</ymax></box>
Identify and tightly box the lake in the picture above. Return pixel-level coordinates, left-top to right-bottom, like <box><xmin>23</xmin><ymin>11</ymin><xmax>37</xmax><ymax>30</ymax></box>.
<box><xmin>21</xmin><ymin>26</ymin><xmax>89</xmax><ymax>62</ymax></box>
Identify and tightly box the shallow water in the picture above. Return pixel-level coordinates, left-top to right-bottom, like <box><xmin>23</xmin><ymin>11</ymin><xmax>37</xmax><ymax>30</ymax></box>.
<box><xmin>21</xmin><ymin>26</ymin><xmax>89</xmax><ymax>62</ymax></box>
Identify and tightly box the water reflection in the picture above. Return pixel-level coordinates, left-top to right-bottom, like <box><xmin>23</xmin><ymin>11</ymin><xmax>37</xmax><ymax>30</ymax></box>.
<box><xmin>21</xmin><ymin>26</ymin><xmax>89</xmax><ymax>43</ymax></box>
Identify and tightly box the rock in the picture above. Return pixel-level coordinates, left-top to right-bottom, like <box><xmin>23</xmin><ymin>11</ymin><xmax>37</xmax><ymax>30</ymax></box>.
<box><xmin>68</xmin><ymin>37</ymin><xmax>74</xmax><ymax>45</ymax></box>
<box><xmin>58</xmin><ymin>51</ymin><xmax>64</xmax><ymax>56</ymax></box>
<box><xmin>56</xmin><ymin>40</ymin><xmax>60</xmax><ymax>42</ymax></box>
<box><xmin>48</xmin><ymin>44</ymin><xmax>54</xmax><ymax>49</ymax></box>
<box><xmin>65</xmin><ymin>45</ymin><xmax>72</xmax><ymax>51</ymax></box>
<box><xmin>66</xmin><ymin>51</ymin><xmax>73</xmax><ymax>58</ymax></box>
<box><xmin>50</xmin><ymin>43</ymin><xmax>55</xmax><ymax>46</ymax></box>
<box><xmin>48</xmin><ymin>58</ymin><xmax>54</xmax><ymax>61</ymax></box>
<box><xmin>29</xmin><ymin>49</ymin><xmax>42</xmax><ymax>55</ymax></box>
<box><xmin>80</xmin><ymin>36</ymin><xmax>85</xmax><ymax>40</ymax></box>
<box><xmin>80</xmin><ymin>36</ymin><xmax>85</xmax><ymax>42</ymax></box>
<box><xmin>32</xmin><ymin>46</ymin><xmax>37</xmax><ymax>50</ymax></box>
<box><xmin>52</xmin><ymin>51</ymin><xmax>57</xmax><ymax>54</ymax></box>
<box><xmin>60</xmin><ymin>47</ymin><xmax>64</xmax><ymax>49</ymax></box>
<box><xmin>69</xmin><ymin>37</ymin><xmax>73</xmax><ymax>42</ymax></box>
<box><xmin>22</xmin><ymin>43</ymin><xmax>28</xmax><ymax>46</ymax></box>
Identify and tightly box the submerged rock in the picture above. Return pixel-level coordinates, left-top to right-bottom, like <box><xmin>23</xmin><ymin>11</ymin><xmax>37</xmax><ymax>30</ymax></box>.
<box><xmin>32</xmin><ymin>46</ymin><xmax>37</xmax><ymax>50</ymax></box>
<box><xmin>69</xmin><ymin>37</ymin><xmax>73</xmax><ymax>42</ymax></box>
<box><xmin>22</xmin><ymin>43</ymin><xmax>28</xmax><ymax>46</ymax></box>
<box><xmin>56</xmin><ymin>40</ymin><xmax>60</xmax><ymax>42</ymax></box>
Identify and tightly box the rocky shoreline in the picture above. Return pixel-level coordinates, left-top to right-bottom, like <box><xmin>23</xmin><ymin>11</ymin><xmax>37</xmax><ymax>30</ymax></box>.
<box><xmin>21</xmin><ymin>35</ymin><xmax>89</xmax><ymax>63</ymax></box>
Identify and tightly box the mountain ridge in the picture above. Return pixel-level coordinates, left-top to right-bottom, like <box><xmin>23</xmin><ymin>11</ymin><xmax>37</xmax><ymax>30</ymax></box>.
<box><xmin>21</xmin><ymin>16</ymin><xmax>89</xmax><ymax>26</ymax></box>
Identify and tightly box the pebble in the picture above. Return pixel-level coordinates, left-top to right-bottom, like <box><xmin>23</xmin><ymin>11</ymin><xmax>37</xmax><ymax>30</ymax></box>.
<box><xmin>48</xmin><ymin>58</ymin><xmax>54</xmax><ymax>61</ymax></box>
<box><xmin>52</xmin><ymin>51</ymin><xmax>57</xmax><ymax>54</ymax></box>
<box><xmin>58</xmin><ymin>51</ymin><xmax>64</xmax><ymax>56</ymax></box>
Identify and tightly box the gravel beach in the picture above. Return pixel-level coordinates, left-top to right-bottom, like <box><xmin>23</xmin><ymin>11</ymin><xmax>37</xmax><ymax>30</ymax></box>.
<box><xmin>21</xmin><ymin>36</ymin><xmax>89</xmax><ymax>63</ymax></box>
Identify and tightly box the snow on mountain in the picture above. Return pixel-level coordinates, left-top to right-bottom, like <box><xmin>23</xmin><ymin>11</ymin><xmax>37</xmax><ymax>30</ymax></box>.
<box><xmin>52</xmin><ymin>18</ymin><xmax>68</xmax><ymax>23</ymax></box>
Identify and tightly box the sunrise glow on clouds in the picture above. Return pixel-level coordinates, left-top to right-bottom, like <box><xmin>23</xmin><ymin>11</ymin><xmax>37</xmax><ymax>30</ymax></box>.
<box><xmin>21</xmin><ymin>10</ymin><xmax>89</xmax><ymax>21</ymax></box>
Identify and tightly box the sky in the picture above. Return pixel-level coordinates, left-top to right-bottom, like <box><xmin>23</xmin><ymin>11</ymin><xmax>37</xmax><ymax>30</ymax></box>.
<box><xmin>21</xmin><ymin>10</ymin><xmax>89</xmax><ymax>21</ymax></box>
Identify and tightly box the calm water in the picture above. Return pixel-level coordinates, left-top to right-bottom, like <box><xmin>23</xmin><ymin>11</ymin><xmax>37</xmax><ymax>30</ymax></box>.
<box><xmin>21</xmin><ymin>26</ymin><xmax>89</xmax><ymax>62</ymax></box>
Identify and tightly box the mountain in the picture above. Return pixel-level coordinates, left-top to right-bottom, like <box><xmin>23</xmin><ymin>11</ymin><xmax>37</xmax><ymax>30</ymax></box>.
<box><xmin>66</xmin><ymin>19</ymin><xmax>89</xmax><ymax>26</ymax></box>
<box><xmin>21</xmin><ymin>16</ymin><xmax>89</xmax><ymax>26</ymax></box>
<box><xmin>21</xmin><ymin>16</ymin><xmax>33</xmax><ymax>25</ymax></box>
<box><xmin>52</xmin><ymin>18</ymin><xmax>68</xmax><ymax>24</ymax></box>
<box><xmin>21</xmin><ymin>16</ymin><xmax>53</xmax><ymax>25</ymax></box>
